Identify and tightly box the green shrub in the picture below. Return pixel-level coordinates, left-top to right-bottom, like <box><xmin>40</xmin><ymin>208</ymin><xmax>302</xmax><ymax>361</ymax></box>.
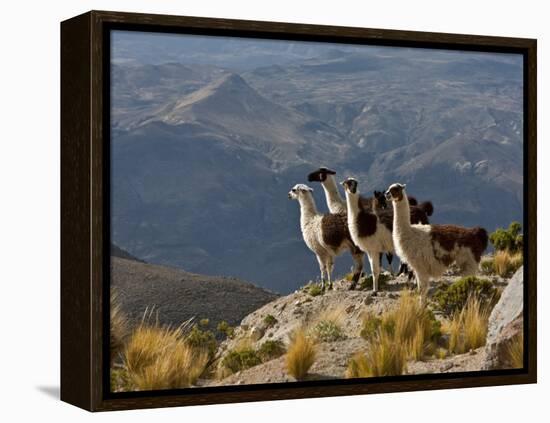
<box><xmin>480</xmin><ymin>257</ymin><xmax>495</xmax><ymax>275</ymax></box>
<box><xmin>186</xmin><ymin>325</ymin><xmax>218</xmax><ymax>359</ymax></box>
<box><xmin>358</xmin><ymin>273</ymin><xmax>391</xmax><ymax>291</ymax></box>
<box><xmin>306</xmin><ymin>283</ymin><xmax>324</xmax><ymax>297</ymax></box>
<box><xmin>221</xmin><ymin>349</ymin><xmax>262</xmax><ymax>374</ymax></box>
<box><xmin>311</xmin><ymin>320</ymin><xmax>346</xmax><ymax>342</ymax></box>
<box><xmin>435</xmin><ymin>348</ymin><xmax>448</xmax><ymax>360</ymax></box>
<box><xmin>257</xmin><ymin>340</ymin><xmax>286</xmax><ymax>361</ymax></box>
<box><xmin>263</xmin><ymin>314</ymin><xmax>278</xmax><ymax>328</ymax></box>
<box><xmin>216</xmin><ymin>320</ymin><xmax>235</xmax><ymax>338</ymax></box>
<box><xmin>489</xmin><ymin>221</ymin><xmax>523</xmax><ymax>253</ymax></box>
<box><xmin>199</xmin><ymin>318</ymin><xmax>210</xmax><ymax>327</ymax></box>
<box><xmin>433</xmin><ymin>276</ymin><xmax>498</xmax><ymax>315</ymax></box>
<box><xmin>425</xmin><ymin>308</ymin><xmax>442</xmax><ymax>341</ymax></box>
<box><xmin>110</xmin><ymin>367</ymin><xmax>132</xmax><ymax>392</ymax></box>
<box><xmin>360</xmin><ymin>313</ymin><xmax>382</xmax><ymax>341</ymax></box>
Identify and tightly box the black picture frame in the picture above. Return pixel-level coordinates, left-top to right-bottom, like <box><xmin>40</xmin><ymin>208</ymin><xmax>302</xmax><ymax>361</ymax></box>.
<box><xmin>61</xmin><ymin>10</ymin><xmax>537</xmax><ymax>411</ymax></box>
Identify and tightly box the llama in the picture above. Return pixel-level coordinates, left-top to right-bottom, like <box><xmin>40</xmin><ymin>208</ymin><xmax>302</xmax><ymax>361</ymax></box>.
<box><xmin>374</xmin><ymin>189</ymin><xmax>433</xmax><ymax>280</ymax></box>
<box><xmin>341</xmin><ymin>177</ymin><xmax>396</xmax><ymax>293</ymax></box>
<box><xmin>288</xmin><ymin>184</ymin><xmax>363</xmax><ymax>290</ymax></box>
<box><xmin>342</xmin><ymin>178</ymin><xmax>435</xmax><ymax>292</ymax></box>
<box><xmin>308</xmin><ymin>167</ymin><xmax>393</xmax><ymax>273</ymax></box>
<box><xmin>308</xmin><ymin>167</ymin><xmax>428</xmax><ymax>274</ymax></box>
<box><xmin>385</xmin><ymin>183</ymin><xmax>488</xmax><ymax>301</ymax></box>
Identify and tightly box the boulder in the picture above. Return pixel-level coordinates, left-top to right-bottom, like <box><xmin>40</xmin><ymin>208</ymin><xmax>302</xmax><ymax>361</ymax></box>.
<box><xmin>249</xmin><ymin>326</ymin><xmax>265</xmax><ymax>342</ymax></box>
<box><xmin>482</xmin><ymin>266</ymin><xmax>524</xmax><ymax>370</ymax></box>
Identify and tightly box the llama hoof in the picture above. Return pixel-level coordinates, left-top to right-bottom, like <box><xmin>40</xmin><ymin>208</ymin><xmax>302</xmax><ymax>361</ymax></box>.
<box><xmin>371</xmin><ymin>291</ymin><xmax>378</xmax><ymax>297</ymax></box>
<box><xmin>327</xmin><ymin>284</ymin><xmax>334</xmax><ymax>291</ymax></box>
<box><xmin>348</xmin><ymin>282</ymin><xmax>357</xmax><ymax>291</ymax></box>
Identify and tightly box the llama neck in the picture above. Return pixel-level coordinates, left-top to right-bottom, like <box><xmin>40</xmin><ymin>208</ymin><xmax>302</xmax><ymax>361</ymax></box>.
<box><xmin>345</xmin><ymin>191</ymin><xmax>360</xmax><ymax>220</ymax></box>
<box><xmin>298</xmin><ymin>194</ymin><xmax>318</xmax><ymax>227</ymax></box>
<box><xmin>322</xmin><ymin>175</ymin><xmax>346</xmax><ymax>213</ymax></box>
<box><xmin>392</xmin><ymin>194</ymin><xmax>412</xmax><ymax>234</ymax></box>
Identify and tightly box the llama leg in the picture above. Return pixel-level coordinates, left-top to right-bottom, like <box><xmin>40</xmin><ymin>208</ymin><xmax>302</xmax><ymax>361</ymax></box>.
<box><xmin>415</xmin><ymin>272</ymin><xmax>429</xmax><ymax>305</ymax></box>
<box><xmin>397</xmin><ymin>262</ymin><xmax>406</xmax><ymax>276</ymax></box>
<box><xmin>349</xmin><ymin>250</ymin><xmax>364</xmax><ymax>290</ymax></box>
<box><xmin>327</xmin><ymin>259</ymin><xmax>334</xmax><ymax>290</ymax></box>
<box><xmin>316</xmin><ymin>255</ymin><xmax>326</xmax><ymax>290</ymax></box>
<box><xmin>386</xmin><ymin>253</ymin><xmax>394</xmax><ymax>275</ymax></box>
<box><xmin>400</xmin><ymin>263</ymin><xmax>415</xmax><ymax>287</ymax></box>
<box><xmin>368</xmin><ymin>253</ymin><xmax>381</xmax><ymax>293</ymax></box>
<box><xmin>407</xmin><ymin>268</ymin><xmax>416</xmax><ymax>285</ymax></box>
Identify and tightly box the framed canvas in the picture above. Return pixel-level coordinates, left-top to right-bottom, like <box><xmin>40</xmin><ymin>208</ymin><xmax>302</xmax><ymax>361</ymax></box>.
<box><xmin>60</xmin><ymin>10</ymin><xmax>537</xmax><ymax>411</ymax></box>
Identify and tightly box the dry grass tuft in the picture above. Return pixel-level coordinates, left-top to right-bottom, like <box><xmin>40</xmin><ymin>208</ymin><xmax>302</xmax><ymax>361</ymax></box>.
<box><xmin>286</xmin><ymin>327</ymin><xmax>317</xmax><ymax>380</ymax></box>
<box><xmin>346</xmin><ymin>332</ymin><xmax>406</xmax><ymax>378</ymax></box>
<box><xmin>129</xmin><ymin>341</ymin><xmax>208</xmax><ymax>390</ymax></box>
<box><xmin>443</xmin><ymin>296</ymin><xmax>490</xmax><ymax>354</ymax></box>
<box><xmin>408</xmin><ymin>322</ymin><xmax>428</xmax><ymax>361</ymax></box>
<box><xmin>382</xmin><ymin>291</ymin><xmax>440</xmax><ymax>360</ymax></box>
<box><xmin>110</xmin><ymin>290</ymin><xmax>130</xmax><ymax>365</ymax></box>
<box><xmin>493</xmin><ymin>250</ymin><xmax>523</xmax><ymax>277</ymax></box>
<box><xmin>462</xmin><ymin>297</ymin><xmax>490</xmax><ymax>350</ymax></box>
<box><xmin>122</xmin><ymin>312</ymin><xmax>208</xmax><ymax>391</ymax></box>
<box><xmin>349</xmin><ymin>292</ymin><xmax>437</xmax><ymax>378</ymax></box>
<box><xmin>504</xmin><ymin>333</ymin><xmax>524</xmax><ymax>368</ymax></box>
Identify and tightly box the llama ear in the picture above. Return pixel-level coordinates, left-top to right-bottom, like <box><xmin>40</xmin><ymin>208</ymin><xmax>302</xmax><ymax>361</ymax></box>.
<box><xmin>402</xmin><ymin>184</ymin><xmax>407</xmax><ymax>189</ymax></box>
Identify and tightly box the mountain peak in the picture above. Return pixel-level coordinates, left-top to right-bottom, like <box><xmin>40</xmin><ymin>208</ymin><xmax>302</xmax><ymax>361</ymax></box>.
<box><xmin>160</xmin><ymin>73</ymin><xmax>258</xmax><ymax>115</ymax></box>
<box><xmin>215</xmin><ymin>72</ymin><xmax>248</xmax><ymax>87</ymax></box>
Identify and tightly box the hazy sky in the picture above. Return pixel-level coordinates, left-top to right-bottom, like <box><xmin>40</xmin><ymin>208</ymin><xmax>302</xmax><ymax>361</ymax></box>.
<box><xmin>111</xmin><ymin>30</ymin><xmax>523</xmax><ymax>71</ymax></box>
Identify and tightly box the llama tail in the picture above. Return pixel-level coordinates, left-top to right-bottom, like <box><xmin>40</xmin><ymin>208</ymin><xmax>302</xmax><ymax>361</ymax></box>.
<box><xmin>473</xmin><ymin>227</ymin><xmax>489</xmax><ymax>252</ymax></box>
<box><xmin>418</xmin><ymin>201</ymin><xmax>434</xmax><ymax>217</ymax></box>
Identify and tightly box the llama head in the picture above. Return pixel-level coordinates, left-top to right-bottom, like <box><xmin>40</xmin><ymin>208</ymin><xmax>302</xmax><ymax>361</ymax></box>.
<box><xmin>385</xmin><ymin>183</ymin><xmax>407</xmax><ymax>202</ymax></box>
<box><xmin>373</xmin><ymin>190</ymin><xmax>388</xmax><ymax>209</ymax></box>
<box><xmin>341</xmin><ymin>177</ymin><xmax>359</xmax><ymax>195</ymax></box>
<box><xmin>288</xmin><ymin>184</ymin><xmax>314</xmax><ymax>200</ymax></box>
<box><xmin>307</xmin><ymin>167</ymin><xmax>337</xmax><ymax>183</ymax></box>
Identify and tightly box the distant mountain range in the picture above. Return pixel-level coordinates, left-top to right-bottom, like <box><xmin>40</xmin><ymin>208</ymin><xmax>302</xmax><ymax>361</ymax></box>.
<box><xmin>111</xmin><ymin>45</ymin><xmax>523</xmax><ymax>293</ymax></box>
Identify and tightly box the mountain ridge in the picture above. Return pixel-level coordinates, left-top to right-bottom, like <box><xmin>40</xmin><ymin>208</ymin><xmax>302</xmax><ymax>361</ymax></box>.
<box><xmin>111</xmin><ymin>256</ymin><xmax>279</xmax><ymax>330</ymax></box>
<box><xmin>110</xmin><ymin>52</ymin><xmax>523</xmax><ymax>293</ymax></box>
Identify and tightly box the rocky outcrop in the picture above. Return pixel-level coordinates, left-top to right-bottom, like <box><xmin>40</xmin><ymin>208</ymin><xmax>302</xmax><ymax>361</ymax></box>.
<box><xmin>482</xmin><ymin>266</ymin><xmax>524</xmax><ymax>369</ymax></box>
<box><xmin>208</xmin><ymin>270</ymin><xmax>513</xmax><ymax>387</ymax></box>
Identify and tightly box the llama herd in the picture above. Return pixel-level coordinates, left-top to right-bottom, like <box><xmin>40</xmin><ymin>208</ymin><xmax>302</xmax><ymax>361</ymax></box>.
<box><xmin>289</xmin><ymin>167</ymin><xmax>489</xmax><ymax>302</ymax></box>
